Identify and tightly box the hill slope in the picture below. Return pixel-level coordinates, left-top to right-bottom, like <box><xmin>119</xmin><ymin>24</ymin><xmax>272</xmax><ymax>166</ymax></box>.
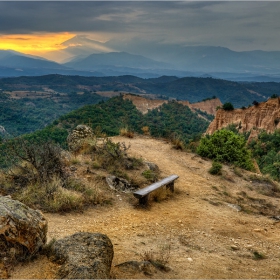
<box><xmin>10</xmin><ymin>135</ymin><xmax>280</xmax><ymax>279</ymax></box>
<box><xmin>1</xmin><ymin>74</ymin><xmax>277</xmax><ymax>107</ymax></box>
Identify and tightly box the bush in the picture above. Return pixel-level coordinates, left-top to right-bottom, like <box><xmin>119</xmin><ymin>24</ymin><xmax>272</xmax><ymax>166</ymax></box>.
<box><xmin>119</xmin><ymin>127</ymin><xmax>134</xmax><ymax>138</ymax></box>
<box><xmin>209</xmin><ymin>162</ymin><xmax>222</xmax><ymax>175</ymax></box>
<box><xmin>197</xmin><ymin>130</ymin><xmax>254</xmax><ymax>170</ymax></box>
<box><xmin>142</xmin><ymin>169</ymin><xmax>159</xmax><ymax>182</ymax></box>
<box><xmin>222</xmin><ymin>102</ymin><xmax>234</xmax><ymax>111</ymax></box>
<box><xmin>4</xmin><ymin>138</ymin><xmax>66</xmax><ymax>187</ymax></box>
<box><xmin>270</xmin><ymin>94</ymin><xmax>278</xmax><ymax>99</ymax></box>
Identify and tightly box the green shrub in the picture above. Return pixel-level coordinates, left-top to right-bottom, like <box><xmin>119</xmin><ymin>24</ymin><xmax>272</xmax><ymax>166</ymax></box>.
<box><xmin>270</xmin><ymin>94</ymin><xmax>278</xmax><ymax>99</ymax></box>
<box><xmin>209</xmin><ymin>162</ymin><xmax>222</xmax><ymax>175</ymax></box>
<box><xmin>222</xmin><ymin>102</ymin><xmax>234</xmax><ymax>111</ymax></box>
<box><xmin>197</xmin><ymin>130</ymin><xmax>254</xmax><ymax>170</ymax></box>
<box><xmin>142</xmin><ymin>169</ymin><xmax>158</xmax><ymax>182</ymax></box>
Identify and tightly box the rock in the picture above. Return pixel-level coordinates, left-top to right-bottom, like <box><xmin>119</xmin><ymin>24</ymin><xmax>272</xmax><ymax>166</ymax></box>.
<box><xmin>231</xmin><ymin>245</ymin><xmax>239</xmax><ymax>250</ymax></box>
<box><xmin>271</xmin><ymin>215</ymin><xmax>280</xmax><ymax>221</ymax></box>
<box><xmin>226</xmin><ymin>203</ymin><xmax>241</xmax><ymax>212</ymax></box>
<box><xmin>0</xmin><ymin>196</ymin><xmax>47</xmax><ymax>276</ymax></box>
<box><xmin>206</xmin><ymin>97</ymin><xmax>280</xmax><ymax>136</ymax></box>
<box><xmin>187</xmin><ymin>257</ymin><xmax>193</xmax><ymax>262</ymax></box>
<box><xmin>49</xmin><ymin>232</ymin><xmax>113</xmax><ymax>279</ymax></box>
<box><xmin>106</xmin><ymin>175</ymin><xmax>138</xmax><ymax>193</ymax></box>
<box><xmin>0</xmin><ymin>196</ymin><xmax>47</xmax><ymax>255</ymax></box>
<box><xmin>67</xmin><ymin>125</ymin><xmax>94</xmax><ymax>152</ymax></box>
<box><xmin>144</xmin><ymin>161</ymin><xmax>159</xmax><ymax>171</ymax></box>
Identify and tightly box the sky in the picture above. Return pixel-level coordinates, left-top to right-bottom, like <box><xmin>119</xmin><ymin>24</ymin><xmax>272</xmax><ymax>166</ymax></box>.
<box><xmin>0</xmin><ymin>1</ymin><xmax>280</xmax><ymax>60</ymax></box>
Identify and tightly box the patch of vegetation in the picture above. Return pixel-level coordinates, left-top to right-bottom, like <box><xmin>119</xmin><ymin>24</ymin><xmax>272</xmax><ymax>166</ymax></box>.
<box><xmin>141</xmin><ymin>244</ymin><xmax>171</xmax><ymax>272</ymax></box>
<box><xmin>253</xmin><ymin>251</ymin><xmax>266</xmax><ymax>260</ymax></box>
<box><xmin>143</xmin><ymin>100</ymin><xmax>209</xmax><ymax>144</ymax></box>
<box><xmin>197</xmin><ymin>129</ymin><xmax>254</xmax><ymax>170</ymax></box>
<box><xmin>249</xmin><ymin>130</ymin><xmax>280</xmax><ymax>181</ymax></box>
<box><xmin>222</xmin><ymin>102</ymin><xmax>234</xmax><ymax>111</ymax></box>
<box><xmin>208</xmin><ymin>161</ymin><xmax>222</xmax><ymax>175</ymax></box>
<box><xmin>119</xmin><ymin>127</ymin><xmax>134</xmax><ymax>138</ymax></box>
<box><xmin>0</xmin><ymin>138</ymin><xmax>108</xmax><ymax>212</ymax></box>
<box><xmin>194</xmin><ymin>108</ymin><xmax>215</xmax><ymax>121</ymax></box>
<box><xmin>0</xmin><ymin>89</ymin><xmax>106</xmax><ymax>136</ymax></box>
<box><xmin>142</xmin><ymin>169</ymin><xmax>159</xmax><ymax>182</ymax></box>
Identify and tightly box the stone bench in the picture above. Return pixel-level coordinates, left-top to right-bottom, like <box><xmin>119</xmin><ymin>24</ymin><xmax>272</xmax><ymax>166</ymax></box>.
<box><xmin>133</xmin><ymin>174</ymin><xmax>179</xmax><ymax>205</ymax></box>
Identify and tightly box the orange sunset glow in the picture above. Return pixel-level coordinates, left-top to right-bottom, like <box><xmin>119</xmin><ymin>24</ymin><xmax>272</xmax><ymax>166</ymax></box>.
<box><xmin>0</xmin><ymin>33</ymin><xmax>75</xmax><ymax>54</ymax></box>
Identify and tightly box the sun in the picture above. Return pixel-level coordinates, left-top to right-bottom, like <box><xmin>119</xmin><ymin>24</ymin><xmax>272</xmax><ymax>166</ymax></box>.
<box><xmin>0</xmin><ymin>33</ymin><xmax>75</xmax><ymax>55</ymax></box>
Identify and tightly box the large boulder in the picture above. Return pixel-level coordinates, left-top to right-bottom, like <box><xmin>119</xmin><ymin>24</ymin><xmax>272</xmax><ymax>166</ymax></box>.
<box><xmin>67</xmin><ymin>125</ymin><xmax>94</xmax><ymax>152</ymax></box>
<box><xmin>0</xmin><ymin>196</ymin><xmax>47</xmax><ymax>276</ymax></box>
<box><xmin>49</xmin><ymin>232</ymin><xmax>114</xmax><ymax>279</ymax></box>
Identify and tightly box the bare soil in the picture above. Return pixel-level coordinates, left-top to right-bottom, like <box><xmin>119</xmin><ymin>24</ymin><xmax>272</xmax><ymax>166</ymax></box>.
<box><xmin>10</xmin><ymin>135</ymin><xmax>280</xmax><ymax>279</ymax></box>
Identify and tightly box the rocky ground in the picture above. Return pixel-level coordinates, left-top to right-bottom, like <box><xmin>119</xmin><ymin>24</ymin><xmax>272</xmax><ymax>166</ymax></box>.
<box><xmin>10</xmin><ymin>135</ymin><xmax>280</xmax><ymax>279</ymax></box>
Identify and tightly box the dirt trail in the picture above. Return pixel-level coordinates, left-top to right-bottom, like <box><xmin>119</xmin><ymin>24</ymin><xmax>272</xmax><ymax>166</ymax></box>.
<box><xmin>11</xmin><ymin>136</ymin><xmax>280</xmax><ymax>279</ymax></box>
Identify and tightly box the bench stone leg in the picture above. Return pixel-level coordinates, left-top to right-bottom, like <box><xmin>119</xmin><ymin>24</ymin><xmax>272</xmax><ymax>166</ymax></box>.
<box><xmin>166</xmin><ymin>182</ymin><xmax>174</xmax><ymax>192</ymax></box>
<box><xmin>139</xmin><ymin>195</ymin><xmax>149</xmax><ymax>205</ymax></box>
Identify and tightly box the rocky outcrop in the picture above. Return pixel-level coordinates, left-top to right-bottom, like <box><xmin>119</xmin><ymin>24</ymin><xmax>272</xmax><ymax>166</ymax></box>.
<box><xmin>123</xmin><ymin>94</ymin><xmax>221</xmax><ymax>116</ymax></box>
<box><xmin>67</xmin><ymin>124</ymin><xmax>94</xmax><ymax>151</ymax></box>
<box><xmin>123</xmin><ymin>94</ymin><xmax>168</xmax><ymax>114</ymax></box>
<box><xmin>0</xmin><ymin>196</ymin><xmax>47</xmax><ymax>277</ymax></box>
<box><xmin>206</xmin><ymin>97</ymin><xmax>280</xmax><ymax>135</ymax></box>
<box><xmin>183</xmin><ymin>98</ymin><xmax>222</xmax><ymax>116</ymax></box>
<box><xmin>49</xmin><ymin>232</ymin><xmax>114</xmax><ymax>279</ymax></box>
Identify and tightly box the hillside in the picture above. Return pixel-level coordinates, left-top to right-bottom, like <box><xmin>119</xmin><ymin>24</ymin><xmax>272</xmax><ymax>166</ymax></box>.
<box><xmin>9</xmin><ymin>135</ymin><xmax>280</xmax><ymax>279</ymax></box>
<box><xmin>123</xmin><ymin>94</ymin><xmax>222</xmax><ymax>116</ymax></box>
<box><xmin>206</xmin><ymin>97</ymin><xmax>280</xmax><ymax>135</ymax></box>
<box><xmin>0</xmin><ymin>90</ymin><xmax>106</xmax><ymax>136</ymax></box>
<box><xmin>31</xmin><ymin>96</ymin><xmax>211</xmax><ymax>146</ymax></box>
<box><xmin>1</xmin><ymin>74</ymin><xmax>278</xmax><ymax>108</ymax></box>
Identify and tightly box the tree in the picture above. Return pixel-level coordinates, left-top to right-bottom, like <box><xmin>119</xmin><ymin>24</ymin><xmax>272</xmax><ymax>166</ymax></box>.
<box><xmin>222</xmin><ymin>102</ymin><xmax>234</xmax><ymax>111</ymax></box>
<box><xmin>197</xmin><ymin>129</ymin><xmax>254</xmax><ymax>170</ymax></box>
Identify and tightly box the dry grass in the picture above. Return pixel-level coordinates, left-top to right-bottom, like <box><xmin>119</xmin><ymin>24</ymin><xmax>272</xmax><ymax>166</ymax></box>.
<box><xmin>120</xmin><ymin>127</ymin><xmax>134</xmax><ymax>138</ymax></box>
<box><xmin>141</xmin><ymin>243</ymin><xmax>171</xmax><ymax>271</ymax></box>
<box><xmin>141</xmin><ymin>126</ymin><xmax>150</xmax><ymax>135</ymax></box>
<box><xmin>13</xmin><ymin>176</ymin><xmax>110</xmax><ymax>212</ymax></box>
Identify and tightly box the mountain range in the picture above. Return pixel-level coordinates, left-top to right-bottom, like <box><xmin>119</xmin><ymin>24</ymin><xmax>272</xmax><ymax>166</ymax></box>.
<box><xmin>1</xmin><ymin>35</ymin><xmax>280</xmax><ymax>81</ymax></box>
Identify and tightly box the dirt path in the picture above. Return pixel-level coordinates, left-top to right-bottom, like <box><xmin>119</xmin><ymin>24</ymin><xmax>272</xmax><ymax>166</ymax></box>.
<box><xmin>11</xmin><ymin>136</ymin><xmax>280</xmax><ymax>279</ymax></box>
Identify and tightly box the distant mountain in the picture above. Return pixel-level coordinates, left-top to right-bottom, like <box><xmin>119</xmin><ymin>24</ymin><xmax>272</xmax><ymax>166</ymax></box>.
<box><xmin>64</xmin><ymin>51</ymin><xmax>172</xmax><ymax>71</ymax></box>
<box><xmin>0</xmin><ymin>55</ymin><xmax>65</xmax><ymax>69</ymax></box>
<box><xmin>0</xmin><ymin>50</ymin><xmax>104</xmax><ymax>77</ymax></box>
<box><xmin>43</xmin><ymin>35</ymin><xmax>116</xmax><ymax>63</ymax></box>
<box><xmin>105</xmin><ymin>38</ymin><xmax>280</xmax><ymax>75</ymax></box>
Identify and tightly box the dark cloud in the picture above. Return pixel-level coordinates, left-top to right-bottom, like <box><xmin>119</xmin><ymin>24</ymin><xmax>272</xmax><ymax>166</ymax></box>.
<box><xmin>0</xmin><ymin>1</ymin><xmax>279</xmax><ymax>51</ymax></box>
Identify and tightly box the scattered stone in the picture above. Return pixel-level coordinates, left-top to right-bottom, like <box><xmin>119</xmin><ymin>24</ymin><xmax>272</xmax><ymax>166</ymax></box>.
<box><xmin>69</xmin><ymin>166</ymin><xmax>77</xmax><ymax>171</ymax></box>
<box><xmin>106</xmin><ymin>175</ymin><xmax>138</xmax><ymax>193</ymax></box>
<box><xmin>144</xmin><ymin>161</ymin><xmax>159</xmax><ymax>171</ymax></box>
<box><xmin>253</xmin><ymin>228</ymin><xmax>262</xmax><ymax>232</ymax></box>
<box><xmin>231</xmin><ymin>245</ymin><xmax>239</xmax><ymax>250</ymax></box>
<box><xmin>187</xmin><ymin>257</ymin><xmax>193</xmax><ymax>262</ymax></box>
<box><xmin>48</xmin><ymin>232</ymin><xmax>113</xmax><ymax>279</ymax></box>
<box><xmin>226</xmin><ymin>203</ymin><xmax>241</xmax><ymax>212</ymax></box>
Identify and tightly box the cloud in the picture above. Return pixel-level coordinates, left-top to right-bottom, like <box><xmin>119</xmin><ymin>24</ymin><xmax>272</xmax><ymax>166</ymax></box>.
<box><xmin>0</xmin><ymin>1</ymin><xmax>279</xmax><ymax>51</ymax></box>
